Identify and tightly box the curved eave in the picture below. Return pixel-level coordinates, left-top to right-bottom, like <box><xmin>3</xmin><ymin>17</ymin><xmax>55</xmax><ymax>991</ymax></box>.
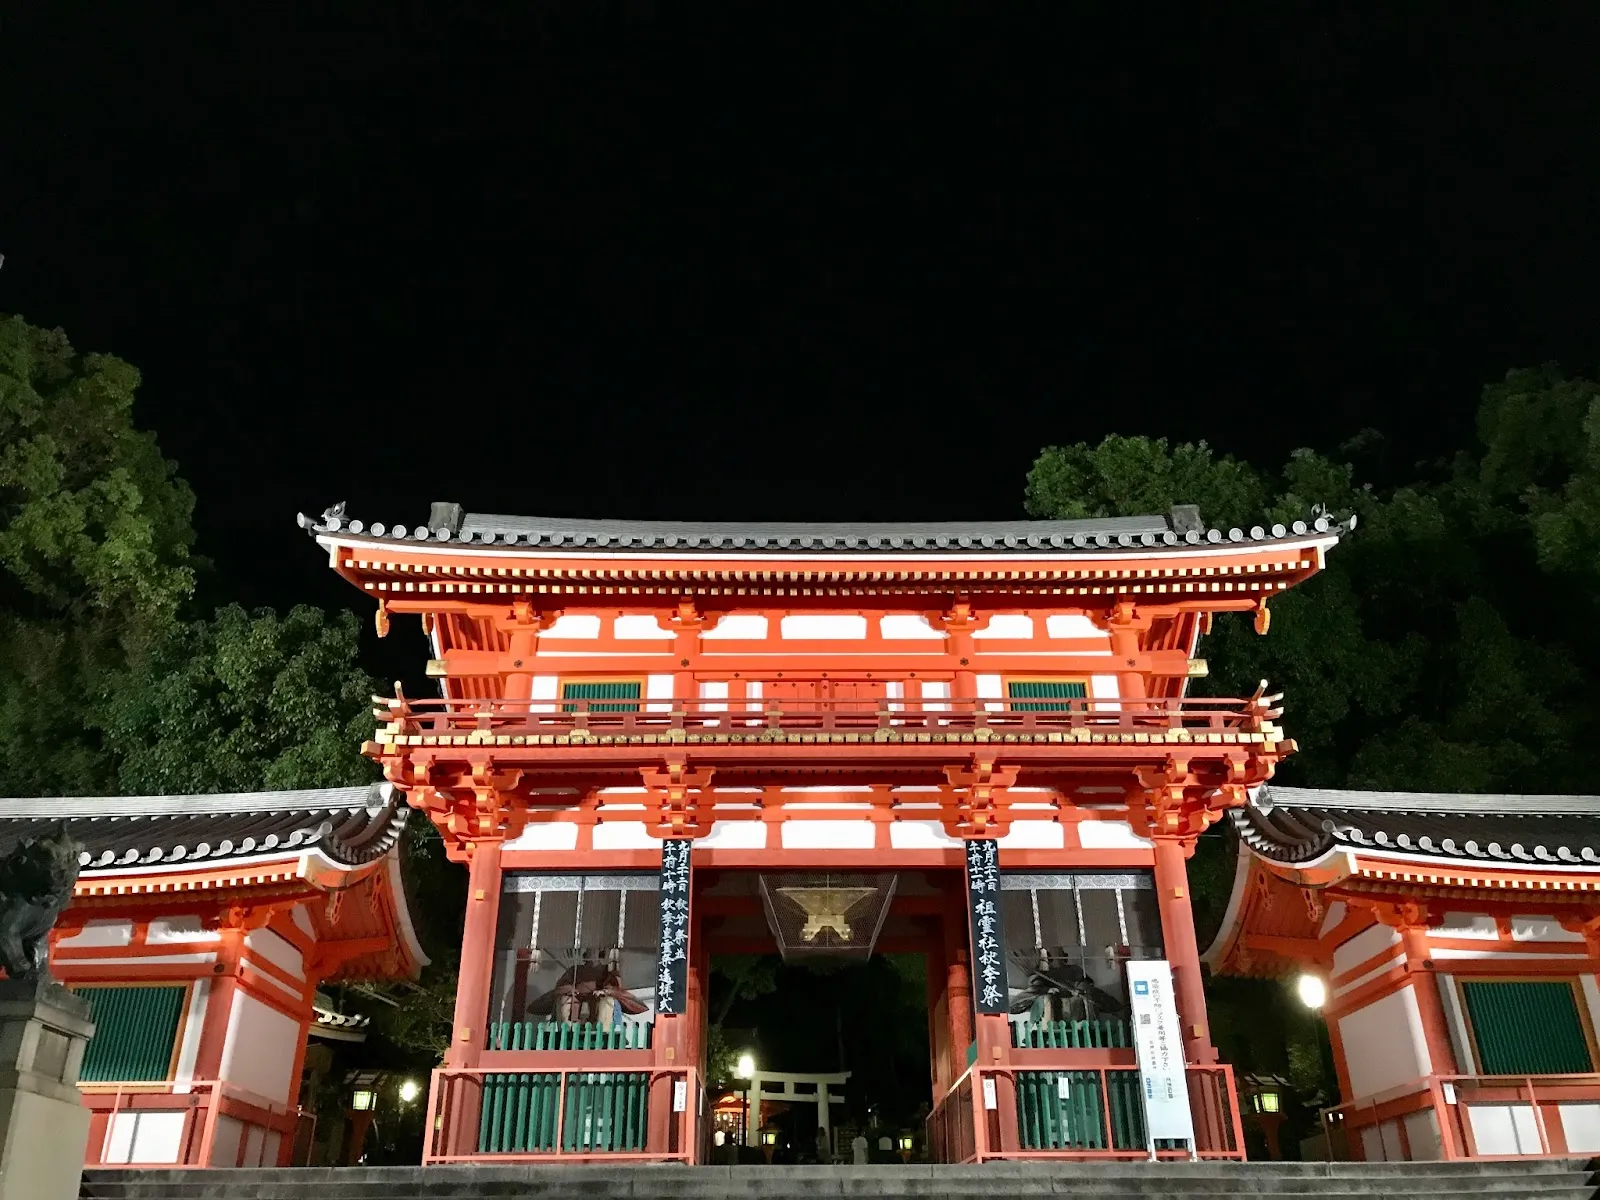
<box><xmin>1345</xmin><ymin>851</ymin><xmax>1600</xmax><ymax>894</ymax></box>
<box><xmin>1200</xmin><ymin>836</ymin><xmax>1255</xmax><ymax>972</ymax></box>
<box><xmin>71</xmin><ymin>846</ymin><xmax>385</xmax><ymax>899</ymax></box>
<box><xmin>385</xmin><ymin>847</ymin><xmax>430</xmax><ymax>976</ymax></box>
<box><xmin>315</xmin><ymin>531</ymin><xmax>1341</xmax><ymax>583</ymax></box>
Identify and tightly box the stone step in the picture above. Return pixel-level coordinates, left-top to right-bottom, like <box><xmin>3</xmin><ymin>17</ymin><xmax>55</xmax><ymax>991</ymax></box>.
<box><xmin>76</xmin><ymin>1159</ymin><xmax>1600</xmax><ymax>1200</ymax></box>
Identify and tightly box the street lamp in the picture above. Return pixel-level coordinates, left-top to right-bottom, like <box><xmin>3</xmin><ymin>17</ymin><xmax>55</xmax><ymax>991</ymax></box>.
<box><xmin>734</xmin><ymin>1052</ymin><xmax>756</xmax><ymax>1147</ymax></box>
<box><xmin>761</xmin><ymin>1126</ymin><xmax>778</xmax><ymax>1165</ymax></box>
<box><xmin>1296</xmin><ymin>974</ymin><xmax>1326</xmax><ymax>1010</ymax></box>
<box><xmin>398</xmin><ymin>1078</ymin><xmax>421</xmax><ymax>1104</ymax></box>
<box><xmin>350</xmin><ymin>1089</ymin><xmax>376</xmax><ymax>1112</ymax></box>
<box><xmin>1252</xmin><ymin>1090</ymin><xmax>1281</xmax><ymax>1114</ymax></box>
<box><xmin>897</xmin><ymin>1133</ymin><xmax>914</xmax><ymax>1162</ymax></box>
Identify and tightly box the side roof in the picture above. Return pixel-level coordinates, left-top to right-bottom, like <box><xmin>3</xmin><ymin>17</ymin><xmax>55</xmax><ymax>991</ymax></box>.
<box><xmin>297</xmin><ymin>503</ymin><xmax>1353</xmax><ymax>556</ymax></box>
<box><xmin>1229</xmin><ymin>785</ymin><xmax>1600</xmax><ymax>868</ymax></box>
<box><xmin>0</xmin><ymin>782</ymin><xmax>409</xmax><ymax>873</ymax></box>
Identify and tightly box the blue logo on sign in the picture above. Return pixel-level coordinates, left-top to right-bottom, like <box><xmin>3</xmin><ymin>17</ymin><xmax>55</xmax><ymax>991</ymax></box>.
<box><xmin>1133</xmin><ymin>980</ymin><xmax>1149</xmax><ymax>996</ymax></box>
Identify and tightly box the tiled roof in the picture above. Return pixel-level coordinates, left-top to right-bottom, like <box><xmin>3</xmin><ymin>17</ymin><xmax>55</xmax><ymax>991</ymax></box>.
<box><xmin>0</xmin><ymin>783</ymin><xmax>409</xmax><ymax>873</ymax></box>
<box><xmin>296</xmin><ymin>503</ymin><xmax>1352</xmax><ymax>555</ymax></box>
<box><xmin>1230</xmin><ymin>786</ymin><xmax>1600</xmax><ymax>868</ymax></box>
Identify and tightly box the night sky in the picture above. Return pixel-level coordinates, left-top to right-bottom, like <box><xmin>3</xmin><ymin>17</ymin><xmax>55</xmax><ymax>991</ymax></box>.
<box><xmin>8</xmin><ymin>7</ymin><xmax>1600</xmax><ymax>629</ymax></box>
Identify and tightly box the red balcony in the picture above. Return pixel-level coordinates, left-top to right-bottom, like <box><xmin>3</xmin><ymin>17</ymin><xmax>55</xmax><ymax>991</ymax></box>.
<box><xmin>81</xmin><ymin>1080</ymin><xmax>313</xmax><ymax>1168</ymax></box>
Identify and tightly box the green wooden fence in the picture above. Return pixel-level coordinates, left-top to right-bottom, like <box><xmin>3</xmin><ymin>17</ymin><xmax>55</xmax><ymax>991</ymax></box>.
<box><xmin>488</xmin><ymin>1020</ymin><xmax>651</xmax><ymax>1052</ymax></box>
<box><xmin>1012</xmin><ymin>1017</ymin><xmax>1130</xmax><ymax>1051</ymax></box>
<box><xmin>1016</xmin><ymin>1070</ymin><xmax>1146</xmax><ymax>1151</ymax></box>
<box><xmin>1012</xmin><ymin>1018</ymin><xmax>1144</xmax><ymax>1151</ymax></box>
<box><xmin>478</xmin><ymin>1021</ymin><xmax>652</xmax><ymax>1154</ymax></box>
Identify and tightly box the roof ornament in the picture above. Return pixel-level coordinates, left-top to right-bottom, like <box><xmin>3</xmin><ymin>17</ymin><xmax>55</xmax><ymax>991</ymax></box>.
<box><xmin>321</xmin><ymin>501</ymin><xmax>347</xmax><ymax>526</ymax></box>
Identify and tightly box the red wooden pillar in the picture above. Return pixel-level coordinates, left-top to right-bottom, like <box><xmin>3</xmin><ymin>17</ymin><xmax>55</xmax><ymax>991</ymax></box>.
<box><xmin>441</xmin><ymin>839</ymin><xmax>503</xmax><ymax>1158</ymax></box>
<box><xmin>1151</xmin><ymin>835</ymin><xmax>1217</xmax><ymax>1065</ymax></box>
<box><xmin>1398</xmin><ymin>924</ymin><xmax>1458</xmax><ymax>1076</ymax></box>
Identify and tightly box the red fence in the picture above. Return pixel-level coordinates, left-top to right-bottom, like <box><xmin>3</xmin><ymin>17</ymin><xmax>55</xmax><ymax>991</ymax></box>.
<box><xmin>379</xmin><ymin>695</ymin><xmax>1277</xmax><ymax>741</ymax></box>
<box><xmin>424</xmin><ymin>1065</ymin><xmax>699</xmax><ymax>1164</ymax></box>
<box><xmin>1321</xmin><ymin>1073</ymin><xmax>1600</xmax><ymax>1161</ymax></box>
<box><xmin>927</xmin><ymin>1064</ymin><xmax>1245</xmax><ymax>1163</ymax></box>
<box><xmin>81</xmin><ymin>1080</ymin><xmax>312</xmax><ymax>1168</ymax></box>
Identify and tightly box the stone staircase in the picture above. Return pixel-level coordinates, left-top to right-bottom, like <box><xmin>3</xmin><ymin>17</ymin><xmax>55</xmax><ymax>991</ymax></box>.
<box><xmin>78</xmin><ymin>1160</ymin><xmax>1600</xmax><ymax>1200</ymax></box>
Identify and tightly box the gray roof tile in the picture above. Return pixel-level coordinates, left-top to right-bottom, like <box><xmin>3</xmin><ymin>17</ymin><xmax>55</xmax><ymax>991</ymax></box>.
<box><xmin>0</xmin><ymin>783</ymin><xmax>409</xmax><ymax>872</ymax></box>
<box><xmin>296</xmin><ymin>505</ymin><xmax>1353</xmax><ymax>555</ymax></box>
<box><xmin>1231</xmin><ymin>785</ymin><xmax>1600</xmax><ymax>867</ymax></box>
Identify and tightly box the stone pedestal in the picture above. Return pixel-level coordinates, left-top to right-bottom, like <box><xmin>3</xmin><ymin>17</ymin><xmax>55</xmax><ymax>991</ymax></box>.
<box><xmin>0</xmin><ymin>978</ymin><xmax>95</xmax><ymax>1200</ymax></box>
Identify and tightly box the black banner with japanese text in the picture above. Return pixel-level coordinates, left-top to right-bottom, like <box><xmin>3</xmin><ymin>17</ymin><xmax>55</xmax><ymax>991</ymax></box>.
<box><xmin>655</xmin><ymin>839</ymin><xmax>692</xmax><ymax>1014</ymax></box>
<box><xmin>964</xmin><ymin>838</ymin><xmax>1007</xmax><ymax>1014</ymax></box>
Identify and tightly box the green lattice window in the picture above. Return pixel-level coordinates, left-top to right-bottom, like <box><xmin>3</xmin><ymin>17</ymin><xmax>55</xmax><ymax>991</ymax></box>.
<box><xmin>562</xmin><ymin>681</ymin><xmax>642</xmax><ymax>712</ymax></box>
<box><xmin>1462</xmin><ymin>980</ymin><xmax>1594</xmax><ymax>1075</ymax></box>
<box><xmin>1007</xmin><ymin>679</ymin><xmax>1089</xmax><ymax>712</ymax></box>
<box><xmin>77</xmin><ymin>985</ymin><xmax>187</xmax><ymax>1082</ymax></box>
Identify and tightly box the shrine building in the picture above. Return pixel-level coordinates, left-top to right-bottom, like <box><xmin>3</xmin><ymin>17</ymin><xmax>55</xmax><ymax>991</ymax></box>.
<box><xmin>2</xmin><ymin>783</ymin><xmax>425</xmax><ymax>1168</ymax></box>
<box><xmin>299</xmin><ymin>501</ymin><xmax>1349</xmax><ymax>1163</ymax></box>
<box><xmin>1205</xmin><ymin>786</ymin><xmax>1600</xmax><ymax>1161</ymax></box>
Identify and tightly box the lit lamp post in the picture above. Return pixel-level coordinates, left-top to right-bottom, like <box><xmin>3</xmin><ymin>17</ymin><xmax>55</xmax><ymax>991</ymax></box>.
<box><xmin>346</xmin><ymin>1081</ymin><xmax>379</xmax><ymax>1166</ymax></box>
<box><xmin>761</xmin><ymin>1126</ymin><xmax>778</xmax><ymax>1165</ymax></box>
<box><xmin>735</xmin><ymin>1052</ymin><xmax>756</xmax><ymax>1148</ymax></box>
<box><xmin>897</xmin><ymin>1133</ymin><xmax>914</xmax><ymax>1163</ymax></box>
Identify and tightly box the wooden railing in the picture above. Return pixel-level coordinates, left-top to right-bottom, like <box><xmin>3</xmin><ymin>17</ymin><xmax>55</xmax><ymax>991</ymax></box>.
<box><xmin>424</xmin><ymin>1064</ymin><xmax>698</xmax><ymax>1163</ymax></box>
<box><xmin>80</xmin><ymin>1080</ymin><xmax>311</xmax><ymax>1168</ymax></box>
<box><xmin>926</xmin><ymin>1063</ymin><xmax>1244</xmax><ymax>1162</ymax></box>
<box><xmin>1320</xmin><ymin>1072</ymin><xmax>1600</xmax><ymax>1161</ymax></box>
<box><xmin>375</xmin><ymin>694</ymin><xmax>1279</xmax><ymax>741</ymax></box>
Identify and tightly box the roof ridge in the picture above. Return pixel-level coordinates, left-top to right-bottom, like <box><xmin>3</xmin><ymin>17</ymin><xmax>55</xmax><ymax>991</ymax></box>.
<box><xmin>0</xmin><ymin>783</ymin><xmax>388</xmax><ymax>821</ymax></box>
<box><xmin>1261</xmin><ymin>785</ymin><xmax>1600</xmax><ymax>816</ymax></box>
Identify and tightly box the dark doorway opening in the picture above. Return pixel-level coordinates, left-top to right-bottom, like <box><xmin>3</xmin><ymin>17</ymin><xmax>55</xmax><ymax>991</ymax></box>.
<box><xmin>709</xmin><ymin>953</ymin><xmax>929</xmax><ymax>1163</ymax></box>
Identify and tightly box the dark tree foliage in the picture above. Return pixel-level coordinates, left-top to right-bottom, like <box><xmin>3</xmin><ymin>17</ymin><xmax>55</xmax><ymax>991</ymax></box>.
<box><xmin>1026</xmin><ymin>366</ymin><xmax>1600</xmax><ymax>1130</ymax></box>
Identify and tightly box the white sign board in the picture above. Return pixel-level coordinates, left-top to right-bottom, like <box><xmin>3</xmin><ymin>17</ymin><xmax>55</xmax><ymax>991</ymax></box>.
<box><xmin>672</xmin><ymin>1080</ymin><xmax>687</xmax><ymax>1113</ymax></box>
<box><xmin>1125</xmin><ymin>959</ymin><xmax>1195</xmax><ymax>1146</ymax></box>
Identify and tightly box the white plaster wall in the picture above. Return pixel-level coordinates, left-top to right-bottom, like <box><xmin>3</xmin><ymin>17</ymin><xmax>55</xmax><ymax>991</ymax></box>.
<box><xmin>504</xmin><ymin>823</ymin><xmax>580</xmax><ymax>851</ymax></box>
<box><xmin>1090</xmin><ymin>675</ymin><xmax>1119</xmax><ymax>707</ymax></box>
<box><xmin>173</xmin><ymin>979</ymin><xmax>210</xmax><ymax>1087</ymax></box>
<box><xmin>780</xmin><ymin>614</ymin><xmax>866</xmax><ymax>639</ymax></box>
<box><xmin>700</xmin><ymin>681</ymin><xmax>729</xmax><ymax>712</ymax></box>
<box><xmin>592</xmin><ymin>822</ymin><xmax>656</xmax><ymax>851</ymax></box>
<box><xmin>541</xmin><ymin>614</ymin><xmax>601</xmax><ymax>638</ymax></box>
<box><xmin>615</xmin><ymin>615</ymin><xmax>673</xmax><ymax>639</ymax></box>
<box><xmin>1337</xmin><ymin>986</ymin><xmax>1431</xmax><ymax>1098</ymax></box>
<box><xmin>529</xmin><ymin>674</ymin><xmax>559</xmax><ymax>712</ymax></box>
<box><xmin>1437</xmin><ymin>974</ymin><xmax>1477</xmax><ymax>1075</ymax></box>
<box><xmin>1046</xmin><ymin>614</ymin><xmax>1101</xmax><ymax>639</ymax></box>
<box><xmin>1319</xmin><ymin>902</ymin><xmax>1347</xmax><ymax>936</ymax></box>
<box><xmin>880</xmin><ymin>615</ymin><xmax>943</xmax><ymax>639</ymax></box>
<box><xmin>699</xmin><ymin>821</ymin><xmax>769</xmax><ymax>850</ymax></box>
<box><xmin>974</xmin><ymin>615</ymin><xmax>1033</xmax><ymax>638</ymax></box>
<box><xmin>997</xmin><ymin>821</ymin><xmax>1064</xmax><ymax>850</ymax></box>
<box><xmin>1511</xmin><ymin>916</ymin><xmax>1584</xmax><ymax>942</ymax></box>
<box><xmin>1402</xmin><ymin>1108</ymin><xmax>1442</xmax><ymax>1160</ymax></box>
<box><xmin>922</xmin><ymin>681</ymin><xmax>950</xmax><ymax>711</ymax></box>
<box><xmin>889</xmin><ymin>821</ymin><xmax>960</xmax><ymax>849</ymax></box>
<box><xmin>646</xmin><ymin>674</ymin><xmax>674</xmax><ymax>711</ymax></box>
<box><xmin>781</xmin><ymin>821</ymin><xmax>875</xmax><ymax>850</ymax></box>
<box><xmin>291</xmin><ymin>905</ymin><xmax>315</xmax><ymax>940</ymax></box>
<box><xmin>148</xmin><ymin>916</ymin><xmax>221</xmax><ymax>944</ymax></box>
<box><xmin>106</xmin><ymin>1112</ymin><xmax>186</xmax><ymax>1164</ymax></box>
<box><xmin>1076</xmin><ymin>820</ymin><xmax>1153</xmax><ymax>850</ymax></box>
<box><xmin>1332</xmin><ymin>924</ymin><xmax>1401</xmax><ymax>977</ymax></box>
<box><xmin>1465</xmin><ymin>1104</ymin><xmax>1542</xmax><ymax>1155</ymax></box>
<box><xmin>57</xmin><ymin>920</ymin><xmax>132</xmax><ymax>948</ymax></box>
<box><xmin>1582</xmin><ymin>975</ymin><xmax>1600</xmax><ymax>1037</ymax></box>
<box><xmin>219</xmin><ymin>993</ymin><xmax>299</xmax><ymax>1105</ymax></box>
<box><xmin>1434</xmin><ymin>912</ymin><xmax>1497</xmax><ymax>940</ymax></box>
<box><xmin>244</xmin><ymin>929</ymin><xmax>304</xmax><ymax>980</ymax></box>
<box><xmin>1558</xmin><ymin>1103</ymin><xmax>1600</xmax><ymax>1153</ymax></box>
<box><xmin>209</xmin><ymin>1116</ymin><xmax>243</xmax><ymax>1167</ymax></box>
<box><xmin>704</xmin><ymin>614</ymin><xmax>768</xmax><ymax>639</ymax></box>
